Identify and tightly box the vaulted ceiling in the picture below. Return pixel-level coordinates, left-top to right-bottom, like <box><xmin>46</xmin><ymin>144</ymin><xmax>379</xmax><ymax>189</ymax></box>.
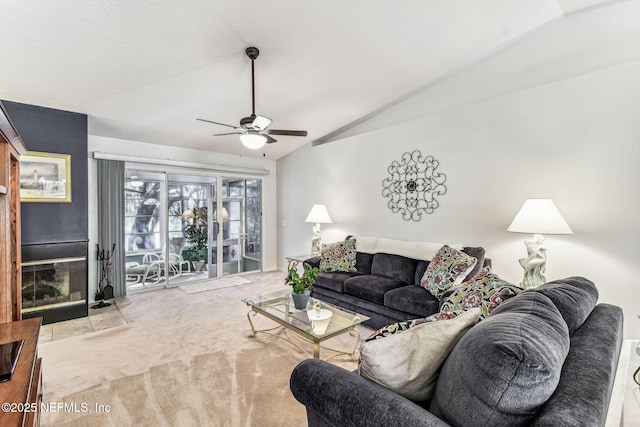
<box><xmin>0</xmin><ymin>0</ymin><xmax>624</xmax><ymax>159</ymax></box>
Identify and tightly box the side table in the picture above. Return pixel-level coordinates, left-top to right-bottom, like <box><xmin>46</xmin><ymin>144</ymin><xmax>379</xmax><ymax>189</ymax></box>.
<box><xmin>285</xmin><ymin>254</ymin><xmax>314</xmax><ymax>271</ymax></box>
<box><xmin>606</xmin><ymin>339</ymin><xmax>640</xmax><ymax>426</ymax></box>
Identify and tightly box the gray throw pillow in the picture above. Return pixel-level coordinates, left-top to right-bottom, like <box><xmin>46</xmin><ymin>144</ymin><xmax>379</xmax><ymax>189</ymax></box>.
<box><xmin>430</xmin><ymin>292</ymin><xmax>570</xmax><ymax>427</ymax></box>
<box><xmin>527</xmin><ymin>276</ymin><xmax>598</xmax><ymax>334</ymax></box>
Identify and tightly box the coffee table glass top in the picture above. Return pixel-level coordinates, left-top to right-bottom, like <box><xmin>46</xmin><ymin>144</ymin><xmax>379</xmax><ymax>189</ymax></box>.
<box><xmin>242</xmin><ymin>289</ymin><xmax>369</xmax><ymax>341</ymax></box>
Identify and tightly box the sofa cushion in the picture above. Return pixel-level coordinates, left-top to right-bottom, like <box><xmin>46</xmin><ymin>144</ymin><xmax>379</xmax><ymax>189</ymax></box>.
<box><xmin>439</xmin><ymin>268</ymin><xmax>522</xmax><ymax>319</ymax></box>
<box><xmin>384</xmin><ymin>285</ymin><xmax>439</xmax><ymax>317</ymax></box>
<box><xmin>414</xmin><ymin>260</ymin><xmax>430</xmax><ymax>285</ymax></box>
<box><xmin>420</xmin><ymin>245</ymin><xmax>477</xmax><ymax>298</ymax></box>
<box><xmin>529</xmin><ymin>276</ymin><xmax>598</xmax><ymax>334</ymax></box>
<box><xmin>355</xmin><ymin>252</ymin><xmax>374</xmax><ymax>274</ymax></box>
<box><xmin>314</xmin><ymin>271</ymin><xmax>361</xmax><ymax>294</ymax></box>
<box><xmin>431</xmin><ymin>292</ymin><xmax>570</xmax><ymax>427</ymax></box>
<box><xmin>359</xmin><ymin>308</ymin><xmax>481</xmax><ymax>401</ymax></box>
<box><xmin>344</xmin><ymin>275</ymin><xmax>408</xmax><ymax>305</ymax></box>
<box><xmin>371</xmin><ymin>253</ymin><xmax>417</xmax><ymax>284</ymax></box>
<box><xmin>320</xmin><ymin>239</ymin><xmax>357</xmax><ymax>272</ymax></box>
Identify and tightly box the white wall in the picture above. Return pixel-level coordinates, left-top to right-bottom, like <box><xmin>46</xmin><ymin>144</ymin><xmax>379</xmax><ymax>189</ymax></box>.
<box><xmin>87</xmin><ymin>135</ymin><xmax>277</xmax><ymax>301</ymax></box>
<box><xmin>277</xmin><ymin>7</ymin><xmax>640</xmax><ymax>339</ymax></box>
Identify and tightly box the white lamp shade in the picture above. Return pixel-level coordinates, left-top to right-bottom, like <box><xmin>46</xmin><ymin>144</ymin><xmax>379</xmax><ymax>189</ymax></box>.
<box><xmin>305</xmin><ymin>204</ymin><xmax>332</xmax><ymax>224</ymax></box>
<box><xmin>240</xmin><ymin>132</ymin><xmax>266</xmax><ymax>149</ymax></box>
<box><xmin>507</xmin><ymin>199</ymin><xmax>573</xmax><ymax>235</ymax></box>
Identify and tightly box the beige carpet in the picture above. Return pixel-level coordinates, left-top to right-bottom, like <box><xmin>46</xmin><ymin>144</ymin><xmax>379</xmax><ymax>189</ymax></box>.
<box><xmin>39</xmin><ymin>271</ymin><xmax>370</xmax><ymax>426</ymax></box>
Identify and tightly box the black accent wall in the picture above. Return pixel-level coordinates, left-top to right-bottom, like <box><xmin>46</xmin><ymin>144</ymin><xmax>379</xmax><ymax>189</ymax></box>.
<box><xmin>2</xmin><ymin>100</ymin><xmax>88</xmax><ymax>244</ymax></box>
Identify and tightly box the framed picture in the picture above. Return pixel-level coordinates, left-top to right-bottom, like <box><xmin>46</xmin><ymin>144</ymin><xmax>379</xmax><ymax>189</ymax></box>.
<box><xmin>19</xmin><ymin>151</ymin><xmax>71</xmax><ymax>202</ymax></box>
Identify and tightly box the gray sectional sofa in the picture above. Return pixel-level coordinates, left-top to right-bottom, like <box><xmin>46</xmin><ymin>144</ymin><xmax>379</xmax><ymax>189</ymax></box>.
<box><xmin>306</xmin><ymin>236</ymin><xmax>489</xmax><ymax>329</ymax></box>
<box><xmin>290</xmin><ymin>276</ymin><xmax>624</xmax><ymax>427</ymax></box>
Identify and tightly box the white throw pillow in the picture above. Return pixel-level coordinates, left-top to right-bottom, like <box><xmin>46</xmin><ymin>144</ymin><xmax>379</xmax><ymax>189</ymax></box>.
<box><xmin>358</xmin><ymin>307</ymin><xmax>481</xmax><ymax>401</ymax></box>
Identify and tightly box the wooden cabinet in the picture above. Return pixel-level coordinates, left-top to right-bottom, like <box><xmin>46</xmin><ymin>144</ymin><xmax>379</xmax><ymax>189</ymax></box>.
<box><xmin>0</xmin><ymin>103</ymin><xmax>37</xmax><ymax>426</ymax></box>
<box><xmin>0</xmin><ymin>318</ymin><xmax>42</xmax><ymax>427</ymax></box>
<box><xmin>0</xmin><ymin>101</ymin><xmax>27</xmax><ymax>323</ymax></box>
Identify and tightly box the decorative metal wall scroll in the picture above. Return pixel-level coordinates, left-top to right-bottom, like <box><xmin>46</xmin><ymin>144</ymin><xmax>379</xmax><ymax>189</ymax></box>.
<box><xmin>381</xmin><ymin>150</ymin><xmax>447</xmax><ymax>221</ymax></box>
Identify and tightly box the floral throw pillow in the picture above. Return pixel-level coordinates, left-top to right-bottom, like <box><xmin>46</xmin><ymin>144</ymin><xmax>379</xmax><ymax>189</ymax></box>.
<box><xmin>319</xmin><ymin>238</ymin><xmax>357</xmax><ymax>272</ymax></box>
<box><xmin>440</xmin><ymin>270</ymin><xmax>523</xmax><ymax>319</ymax></box>
<box><xmin>420</xmin><ymin>245</ymin><xmax>477</xmax><ymax>298</ymax></box>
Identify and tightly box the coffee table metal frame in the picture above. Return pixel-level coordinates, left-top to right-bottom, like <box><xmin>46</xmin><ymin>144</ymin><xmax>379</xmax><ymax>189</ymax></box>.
<box><xmin>243</xmin><ymin>289</ymin><xmax>369</xmax><ymax>359</ymax></box>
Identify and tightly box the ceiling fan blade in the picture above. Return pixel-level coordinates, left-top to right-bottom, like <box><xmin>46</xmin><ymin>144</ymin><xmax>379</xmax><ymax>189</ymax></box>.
<box><xmin>213</xmin><ymin>132</ymin><xmax>243</xmax><ymax>136</ymax></box>
<box><xmin>267</xmin><ymin>129</ymin><xmax>308</xmax><ymax>137</ymax></box>
<box><xmin>264</xmin><ymin>134</ymin><xmax>277</xmax><ymax>144</ymax></box>
<box><xmin>197</xmin><ymin>118</ymin><xmax>240</xmax><ymax>129</ymax></box>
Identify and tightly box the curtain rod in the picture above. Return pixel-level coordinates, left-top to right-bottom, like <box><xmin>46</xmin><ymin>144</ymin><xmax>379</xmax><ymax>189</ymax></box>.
<box><xmin>92</xmin><ymin>152</ymin><xmax>270</xmax><ymax>176</ymax></box>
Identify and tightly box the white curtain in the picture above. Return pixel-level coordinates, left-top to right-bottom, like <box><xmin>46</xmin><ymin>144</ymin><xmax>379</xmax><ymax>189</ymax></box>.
<box><xmin>96</xmin><ymin>159</ymin><xmax>126</xmax><ymax>296</ymax></box>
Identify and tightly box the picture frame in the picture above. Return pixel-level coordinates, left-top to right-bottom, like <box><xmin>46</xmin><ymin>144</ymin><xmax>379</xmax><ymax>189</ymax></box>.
<box><xmin>19</xmin><ymin>151</ymin><xmax>72</xmax><ymax>202</ymax></box>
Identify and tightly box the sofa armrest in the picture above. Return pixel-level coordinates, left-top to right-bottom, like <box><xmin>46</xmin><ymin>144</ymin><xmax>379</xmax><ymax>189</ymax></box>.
<box><xmin>305</xmin><ymin>256</ymin><xmax>321</xmax><ymax>269</ymax></box>
<box><xmin>290</xmin><ymin>358</ymin><xmax>450</xmax><ymax>427</ymax></box>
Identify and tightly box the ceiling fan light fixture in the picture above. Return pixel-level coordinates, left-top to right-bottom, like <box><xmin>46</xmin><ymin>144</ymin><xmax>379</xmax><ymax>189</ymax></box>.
<box><xmin>240</xmin><ymin>132</ymin><xmax>267</xmax><ymax>149</ymax></box>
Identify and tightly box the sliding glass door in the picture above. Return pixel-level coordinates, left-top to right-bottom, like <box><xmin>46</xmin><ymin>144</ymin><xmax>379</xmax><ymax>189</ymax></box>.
<box><xmin>124</xmin><ymin>169</ymin><xmax>262</xmax><ymax>291</ymax></box>
<box><xmin>209</xmin><ymin>177</ymin><xmax>262</xmax><ymax>277</ymax></box>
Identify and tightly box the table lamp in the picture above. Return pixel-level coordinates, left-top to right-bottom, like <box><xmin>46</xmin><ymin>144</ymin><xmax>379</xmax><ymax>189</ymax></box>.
<box><xmin>305</xmin><ymin>204</ymin><xmax>332</xmax><ymax>255</ymax></box>
<box><xmin>507</xmin><ymin>199</ymin><xmax>573</xmax><ymax>288</ymax></box>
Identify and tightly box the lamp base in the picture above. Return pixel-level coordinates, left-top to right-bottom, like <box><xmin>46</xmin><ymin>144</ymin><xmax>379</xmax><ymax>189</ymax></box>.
<box><xmin>310</xmin><ymin>223</ymin><xmax>322</xmax><ymax>255</ymax></box>
<box><xmin>518</xmin><ymin>234</ymin><xmax>547</xmax><ymax>288</ymax></box>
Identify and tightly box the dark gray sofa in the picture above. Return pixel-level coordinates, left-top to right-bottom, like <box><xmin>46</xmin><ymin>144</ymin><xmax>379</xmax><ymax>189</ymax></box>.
<box><xmin>306</xmin><ymin>238</ymin><xmax>489</xmax><ymax>329</ymax></box>
<box><xmin>290</xmin><ymin>277</ymin><xmax>624</xmax><ymax>427</ymax></box>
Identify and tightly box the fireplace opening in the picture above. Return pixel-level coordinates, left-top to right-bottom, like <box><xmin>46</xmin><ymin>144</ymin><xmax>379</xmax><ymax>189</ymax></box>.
<box><xmin>21</xmin><ymin>241</ymin><xmax>89</xmax><ymax>324</ymax></box>
<box><xmin>22</xmin><ymin>257</ymin><xmax>86</xmax><ymax>311</ymax></box>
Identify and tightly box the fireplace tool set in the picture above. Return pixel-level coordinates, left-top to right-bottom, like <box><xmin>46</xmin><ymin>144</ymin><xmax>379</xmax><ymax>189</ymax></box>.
<box><xmin>93</xmin><ymin>243</ymin><xmax>115</xmax><ymax>309</ymax></box>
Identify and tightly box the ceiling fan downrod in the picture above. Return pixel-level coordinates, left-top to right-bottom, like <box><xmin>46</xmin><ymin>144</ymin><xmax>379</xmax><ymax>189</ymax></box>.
<box><xmin>246</xmin><ymin>46</ymin><xmax>259</xmax><ymax>117</ymax></box>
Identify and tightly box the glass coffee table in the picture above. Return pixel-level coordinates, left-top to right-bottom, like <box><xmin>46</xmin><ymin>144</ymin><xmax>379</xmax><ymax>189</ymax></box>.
<box><xmin>242</xmin><ymin>289</ymin><xmax>369</xmax><ymax>359</ymax></box>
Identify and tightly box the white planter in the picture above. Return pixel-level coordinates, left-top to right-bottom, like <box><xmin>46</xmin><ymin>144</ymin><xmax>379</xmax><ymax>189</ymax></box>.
<box><xmin>308</xmin><ymin>308</ymin><xmax>333</xmax><ymax>335</ymax></box>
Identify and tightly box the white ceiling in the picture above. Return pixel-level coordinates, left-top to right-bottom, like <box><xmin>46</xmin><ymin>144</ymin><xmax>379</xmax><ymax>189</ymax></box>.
<box><xmin>0</xmin><ymin>0</ymin><xmax>621</xmax><ymax>159</ymax></box>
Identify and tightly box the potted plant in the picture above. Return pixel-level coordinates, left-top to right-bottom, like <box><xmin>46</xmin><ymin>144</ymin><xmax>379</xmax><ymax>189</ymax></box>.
<box><xmin>285</xmin><ymin>262</ymin><xmax>319</xmax><ymax>309</ymax></box>
<box><xmin>183</xmin><ymin>207</ymin><xmax>208</xmax><ymax>272</ymax></box>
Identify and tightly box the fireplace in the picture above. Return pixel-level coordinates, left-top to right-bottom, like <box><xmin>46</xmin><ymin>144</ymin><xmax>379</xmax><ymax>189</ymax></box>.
<box><xmin>21</xmin><ymin>241</ymin><xmax>88</xmax><ymax>324</ymax></box>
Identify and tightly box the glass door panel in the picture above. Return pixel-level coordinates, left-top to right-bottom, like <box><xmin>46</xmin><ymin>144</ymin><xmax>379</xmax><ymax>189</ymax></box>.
<box><xmin>222</xmin><ymin>198</ymin><xmax>243</xmax><ymax>275</ymax></box>
<box><xmin>215</xmin><ymin>177</ymin><xmax>262</xmax><ymax>276</ymax></box>
<box><xmin>124</xmin><ymin>170</ymin><xmax>167</xmax><ymax>290</ymax></box>
<box><xmin>167</xmin><ymin>180</ymin><xmax>210</xmax><ymax>281</ymax></box>
<box><xmin>208</xmin><ymin>182</ymin><xmax>218</xmax><ymax>279</ymax></box>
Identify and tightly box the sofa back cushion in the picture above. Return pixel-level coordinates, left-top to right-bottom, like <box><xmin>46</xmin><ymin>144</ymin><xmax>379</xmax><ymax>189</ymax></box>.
<box><xmin>431</xmin><ymin>292</ymin><xmax>570</xmax><ymax>427</ymax></box>
<box><xmin>355</xmin><ymin>252</ymin><xmax>374</xmax><ymax>274</ymax></box>
<box><xmin>371</xmin><ymin>253</ymin><xmax>417</xmax><ymax>285</ymax></box>
<box><xmin>414</xmin><ymin>260</ymin><xmax>429</xmax><ymax>285</ymax></box>
<box><xmin>530</xmin><ymin>276</ymin><xmax>598</xmax><ymax>334</ymax></box>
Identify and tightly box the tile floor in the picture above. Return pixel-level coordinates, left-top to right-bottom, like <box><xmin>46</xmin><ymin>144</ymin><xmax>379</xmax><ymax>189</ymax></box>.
<box><xmin>38</xmin><ymin>300</ymin><xmax>128</xmax><ymax>343</ymax></box>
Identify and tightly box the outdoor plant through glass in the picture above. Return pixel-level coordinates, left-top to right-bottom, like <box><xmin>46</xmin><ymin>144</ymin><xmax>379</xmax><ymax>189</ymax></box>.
<box><xmin>183</xmin><ymin>207</ymin><xmax>208</xmax><ymax>267</ymax></box>
<box><xmin>286</xmin><ymin>262</ymin><xmax>319</xmax><ymax>294</ymax></box>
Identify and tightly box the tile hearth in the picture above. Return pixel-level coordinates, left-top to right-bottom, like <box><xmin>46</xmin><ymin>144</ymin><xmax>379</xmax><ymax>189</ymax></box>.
<box><xmin>38</xmin><ymin>300</ymin><xmax>127</xmax><ymax>343</ymax></box>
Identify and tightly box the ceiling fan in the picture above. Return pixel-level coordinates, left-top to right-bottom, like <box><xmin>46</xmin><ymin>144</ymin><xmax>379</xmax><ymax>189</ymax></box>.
<box><xmin>198</xmin><ymin>46</ymin><xmax>308</xmax><ymax>150</ymax></box>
